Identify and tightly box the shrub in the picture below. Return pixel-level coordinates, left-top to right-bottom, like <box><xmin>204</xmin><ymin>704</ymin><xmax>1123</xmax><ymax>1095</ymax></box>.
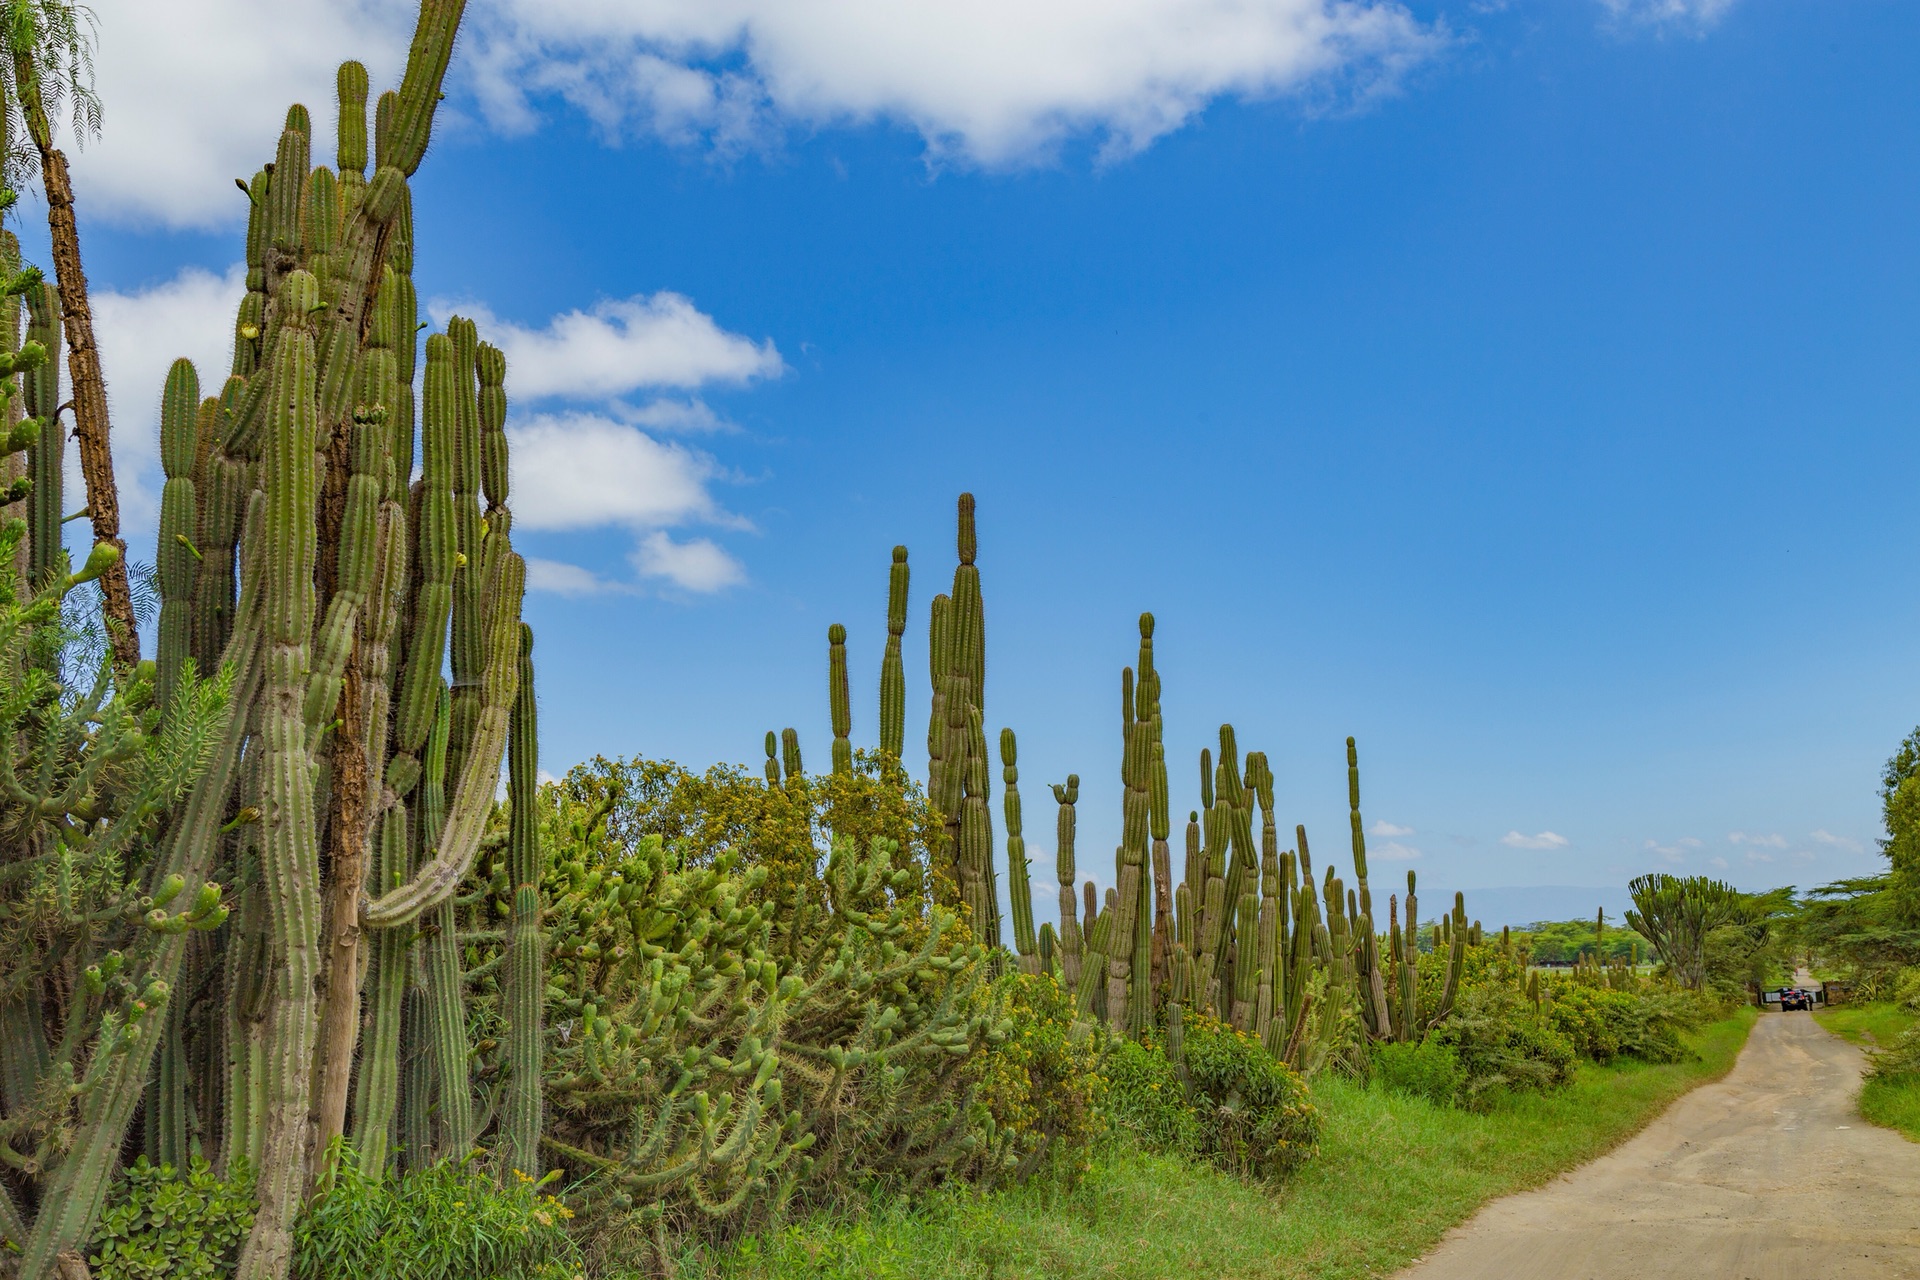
<box><xmin>1431</xmin><ymin>985</ymin><xmax>1575</xmax><ymax>1106</ymax></box>
<box><xmin>1371</xmin><ymin>1039</ymin><xmax>1467</xmax><ymax>1107</ymax></box>
<box><xmin>966</xmin><ymin>971</ymin><xmax>1104</xmax><ymax>1181</ymax></box>
<box><xmin>90</xmin><ymin>1158</ymin><xmax>255</xmax><ymax>1280</ymax></box>
<box><xmin>292</xmin><ymin>1154</ymin><xmax>581</xmax><ymax>1280</ymax></box>
<box><xmin>1180</xmin><ymin>1015</ymin><xmax>1319</xmax><ymax>1182</ymax></box>
<box><xmin>1891</xmin><ymin>966</ymin><xmax>1920</xmax><ymax>1014</ymax></box>
<box><xmin>1099</xmin><ymin>1038</ymin><xmax>1202</xmax><ymax>1156</ymax></box>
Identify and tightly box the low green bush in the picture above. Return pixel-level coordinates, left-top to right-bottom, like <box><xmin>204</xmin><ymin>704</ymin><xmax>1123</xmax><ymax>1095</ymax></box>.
<box><xmin>1100</xmin><ymin>1037</ymin><xmax>1202</xmax><ymax>1155</ymax></box>
<box><xmin>1371</xmin><ymin>1039</ymin><xmax>1467</xmax><ymax>1106</ymax></box>
<box><xmin>90</xmin><ymin>1157</ymin><xmax>255</xmax><ymax>1280</ymax></box>
<box><xmin>292</xmin><ymin>1154</ymin><xmax>581</xmax><ymax>1280</ymax></box>
<box><xmin>967</xmin><ymin>971</ymin><xmax>1105</xmax><ymax>1181</ymax></box>
<box><xmin>1543</xmin><ymin>985</ymin><xmax>1700</xmax><ymax>1065</ymax></box>
<box><xmin>1180</xmin><ymin>1015</ymin><xmax>1319</xmax><ymax>1181</ymax></box>
<box><xmin>1431</xmin><ymin>986</ymin><xmax>1575</xmax><ymax>1106</ymax></box>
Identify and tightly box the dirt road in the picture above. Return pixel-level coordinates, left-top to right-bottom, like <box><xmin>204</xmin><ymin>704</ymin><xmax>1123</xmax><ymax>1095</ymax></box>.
<box><xmin>1397</xmin><ymin>1011</ymin><xmax>1920</xmax><ymax>1280</ymax></box>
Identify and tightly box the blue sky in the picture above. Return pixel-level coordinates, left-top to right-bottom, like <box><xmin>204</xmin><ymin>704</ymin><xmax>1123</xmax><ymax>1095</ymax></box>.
<box><xmin>44</xmin><ymin>0</ymin><xmax>1920</xmax><ymax>925</ymax></box>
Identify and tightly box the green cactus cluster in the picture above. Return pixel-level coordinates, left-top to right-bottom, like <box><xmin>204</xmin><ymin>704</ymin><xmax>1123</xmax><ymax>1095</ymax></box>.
<box><xmin>808</xmin><ymin>495</ymin><xmax>1480</xmax><ymax>1076</ymax></box>
<box><xmin>0</xmin><ymin>9</ymin><xmax>550</xmax><ymax>1276</ymax></box>
<box><xmin>926</xmin><ymin>494</ymin><xmax>999</xmax><ymax>949</ymax></box>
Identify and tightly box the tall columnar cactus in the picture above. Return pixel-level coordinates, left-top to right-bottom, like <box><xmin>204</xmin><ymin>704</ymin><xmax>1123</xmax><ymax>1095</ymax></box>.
<box><xmin>829</xmin><ymin>623</ymin><xmax>852</xmax><ymax>775</ymax></box>
<box><xmin>22</xmin><ymin>281</ymin><xmax>59</xmax><ymax>588</ymax></box>
<box><xmin>929</xmin><ymin>494</ymin><xmax>998</xmax><ymax>947</ymax></box>
<box><xmin>1347</xmin><ymin>737</ymin><xmax>1393</xmax><ymax>1041</ymax></box>
<box><xmin>0</xmin><ymin>13</ymin><xmax>538</xmax><ymax>1276</ymax></box>
<box><xmin>503</xmin><ymin>623</ymin><xmax>545</xmax><ymax>1177</ymax></box>
<box><xmin>155</xmin><ymin>359</ymin><xmax>200</xmax><ymax>712</ymax></box>
<box><xmin>1052</xmin><ymin>775</ymin><xmax>1082</xmax><ymax>989</ymax></box>
<box><xmin>879</xmin><ymin>545</ymin><xmax>908</xmax><ymax>763</ymax></box>
<box><xmin>781</xmin><ymin>727</ymin><xmax>804</xmax><ymax>784</ymax></box>
<box><xmin>1001</xmin><ymin>728</ymin><xmax>1038</xmax><ymax>973</ymax></box>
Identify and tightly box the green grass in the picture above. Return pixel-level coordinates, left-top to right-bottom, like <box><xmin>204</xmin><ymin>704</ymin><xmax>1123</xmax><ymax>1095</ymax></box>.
<box><xmin>1815</xmin><ymin>1001</ymin><xmax>1920</xmax><ymax>1143</ymax></box>
<box><xmin>695</xmin><ymin>1010</ymin><xmax>1757</xmax><ymax>1280</ymax></box>
<box><xmin>1813</xmin><ymin>1001</ymin><xmax>1915</xmax><ymax>1049</ymax></box>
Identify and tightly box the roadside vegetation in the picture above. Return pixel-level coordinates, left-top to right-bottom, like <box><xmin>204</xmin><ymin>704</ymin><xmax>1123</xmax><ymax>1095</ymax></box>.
<box><xmin>0</xmin><ymin>1</ymin><xmax>1912</xmax><ymax>1277</ymax></box>
<box><xmin>693</xmin><ymin>1009</ymin><xmax>1755</xmax><ymax>1280</ymax></box>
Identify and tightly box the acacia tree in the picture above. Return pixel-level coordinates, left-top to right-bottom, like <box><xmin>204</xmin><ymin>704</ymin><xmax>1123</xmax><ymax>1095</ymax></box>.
<box><xmin>0</xmin><ymin>0</ymin><xmax>138</xmax><ymax>670</ymax></box>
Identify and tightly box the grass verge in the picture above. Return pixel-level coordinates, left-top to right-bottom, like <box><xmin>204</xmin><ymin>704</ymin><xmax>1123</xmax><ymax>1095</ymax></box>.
<box><xmin>1814</xmin><ymin>1001</ymin><xmax>1920</xmax><ymax>1143</ymax></box>
<box><xmin>697</xmin><ymin>1009</ymin><xmax>1757</xmax><ymax>1280</ymax></box>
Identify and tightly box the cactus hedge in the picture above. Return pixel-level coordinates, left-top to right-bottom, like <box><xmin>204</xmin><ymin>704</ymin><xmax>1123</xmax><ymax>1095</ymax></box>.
<box><xmin>0</xmin><ymin>2</ymin><xmax>1489</xmax><ymax>1269</ymax></box>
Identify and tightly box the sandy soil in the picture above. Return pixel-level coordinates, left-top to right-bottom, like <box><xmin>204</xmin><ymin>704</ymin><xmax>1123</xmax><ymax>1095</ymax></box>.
<box><xmin>1396</xmin><ymin>1011</ymin><xmax>1920</xmax><ymax>1280</ymax></box>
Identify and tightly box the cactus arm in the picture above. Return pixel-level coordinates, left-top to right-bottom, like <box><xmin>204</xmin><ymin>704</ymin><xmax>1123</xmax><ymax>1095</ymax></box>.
<box><xmin>361</xmin><ymin>543</ymin><xmax>524</xmax><ymax>928</ymax></box>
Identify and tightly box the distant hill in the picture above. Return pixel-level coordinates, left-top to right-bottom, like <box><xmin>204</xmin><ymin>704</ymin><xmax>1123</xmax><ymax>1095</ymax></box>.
<box><xmin>1449</xmin><ymin>885</ymin><xmax>1637</xmax><ymax>930</ymax></box>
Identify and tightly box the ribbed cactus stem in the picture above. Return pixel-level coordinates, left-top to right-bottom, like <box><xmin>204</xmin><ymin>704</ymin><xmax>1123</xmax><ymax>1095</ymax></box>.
<box><xmin>781</xmin><ymin>727</ymin><xmax>803</xmax><ymax>783</ymax></box>
<box><xmin>156</xmin><ymin>358</ymin><xmax>201</xmax><ymax>712</ymax></box>
<box><xmin>22</xmin><ymin>282</ymin><xmax>60</xmax><ymax>587</ymax></box>
<box><xmin>763</xmin><ymin>731</ymin><xmax>780</xmax><ymax>785</ymax></box>
<box><xmin>828</xmin><ymin>623</ymin><xmax>852</xmax><ymax>775</ymax></box>
<box><xmin>236</xmin><ymin>272</ymin><xmax>326</xmax><ymax>1280</ymax></box>
<box><xmin>879</xmin><ymin>545</ymin><xmax>908</xmax><ymax>763</ymax></box>
<box><xmin>503</xmin><ymin>622</ymin><xmax>544</xmax><ymax>1176</ymax></box>
<box><xmin>1053</xmin><ymin>775</ymin><xmax>1082</xmax><ymax>990</ymax></box>
<box><xmin>1001</xmin><ymin>728</ymin><xmax>1037</xmax><ymax>969</ymax></box>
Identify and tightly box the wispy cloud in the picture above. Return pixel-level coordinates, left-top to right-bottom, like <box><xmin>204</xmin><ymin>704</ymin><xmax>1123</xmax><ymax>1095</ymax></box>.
<box><xmin>1501</xmin><ymin>830</ymin><xmax>1569</xmax><ymax>851</ymax></box>
<box><xmin>523</xmin><ymin>557</ymin><xmax>623</xmax><ymax>598</ymax></box>
<box><xmin>1596</xmin><ymin>0</ymin><xmax>1741</xmax><ymax>33</ymax></box>
<box><xmin>466</xmin><ymin>0</ymin><xmax>1449</xmax><ymax>167</ymax></box>
<box><xmin>631</xmin><ymin>530</ymin><xmax>749</xmax><ymax>593</ymax></box>
<box><xmin>437</xmin><ymin>294</ymin><xmax>783</xmax><ymax>401</ymax></box>
<box><xmin>76</xmin><ymin>0</ymin><xmax>413</xmax><ymax>227</ymax></box>
<box><xmin>1810</xmin><ymin>829</ymin><xmax>1863</xmax><ymax>852</ymax></box>
<box><xmin>92</xmin><ymin>263</ymin><xmax>248</xmax><ymax>537</ymax></box>
<box><xmin>1374</xmin><ymin>840</ymin><xmax>1421</xmax><ymax>861</ymax></box>
<box><xmin>1370</xmin><ymin>821</ymin><xmax>1414</xmax><ymax>837</ymax></box>
<box><xmin>1644</xmin><ymin>836</ymin><xmax>1702</xmax><ymax>864</ymax></box>
<box><xmin>1728</xmin><ymin>831</ymin><xmax>1787</xmax><ymax>849</ymax></box>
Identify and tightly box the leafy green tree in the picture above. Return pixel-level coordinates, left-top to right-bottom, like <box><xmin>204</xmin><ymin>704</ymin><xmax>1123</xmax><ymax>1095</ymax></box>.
<box><xmin>1881</xmin><ymin>727</ymin><xmax>1920</xmax><ymax>921</ymax></box>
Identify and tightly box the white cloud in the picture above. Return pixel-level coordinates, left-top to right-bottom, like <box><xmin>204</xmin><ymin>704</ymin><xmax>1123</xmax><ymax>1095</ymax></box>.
<box><xmin>1810</xmin><ymin>829</ymin><xmax>1862</xmax><ymax>851</ymax></box>
<box><xmin>466</xmin><ymin>0</ymin><xmax>1448</xmax><ymax>166</ymax></box>
<box><xmin>1374</xmin><ymin>840</ymin><xmax>1420</xmax><ymax>861</ymax></box>
<box><xmin>75</xmin><ymin>0</ymin><xmax>414</xmax><ymax>227</ymax></box>
<box><xmin>70</xmin><ymin>1</ymin><xmax>1447</xmax><ymax>226</ymax></box>
<box><xmin>434</xmin><ymin>294</ymin><xmax>783</xmax><ymax>401</ymax></box>
<box><xmin>92</xmin><ymin>263</ymin><xmax>247</xmax><ymax>535</ymax></box>
<box><xmin>1709</xmin><ymin>856</ymin><xmax>1729</xmax><ymax>870</ymax></box>
<box><xmin>613</xmin><ymin>397</ymin><xmax>736</xmax><ymax>434</ymax></box>
<box><xmin>524</xmin><ymin>556</ymin><xmax>620</xmax><ymax>597</ymax></box>
<box><xmin>1728</xmin><ymin>831</ymin><xmax>1787</xmax><ymax>849</ymax></box>
<box><xmin>1746</xmin><ymin>850</ymin><xmax>1775</xmax><ymax>865</ymax></box>
<box><xmin>508</xmin><ymin>412</ymin><xmax>727</xmax><ymax>532</ymax></box>
<box><xmin>1501</xmin><ymin>830</ymin><xmax>1569</xmax><ymax>851</ymax></box>
<box><xmin>1370</xmin><ymin>820</ymin><xmax>1414</xmax><ymax>837</ymax></box>
<box><xmin>1596</xmin><ymin>0</ymin><xmax>1740</xmax><ymax>32</ymax></box>
<box><xmin>632</xmin><ymin>531</ymin><xmax>745</xmax><ymax>593</ymax></box>
<box><xmin>1644</xmin><ymin>836</ymin><xmax>1700</xmax><ymax>864</ymax></box>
